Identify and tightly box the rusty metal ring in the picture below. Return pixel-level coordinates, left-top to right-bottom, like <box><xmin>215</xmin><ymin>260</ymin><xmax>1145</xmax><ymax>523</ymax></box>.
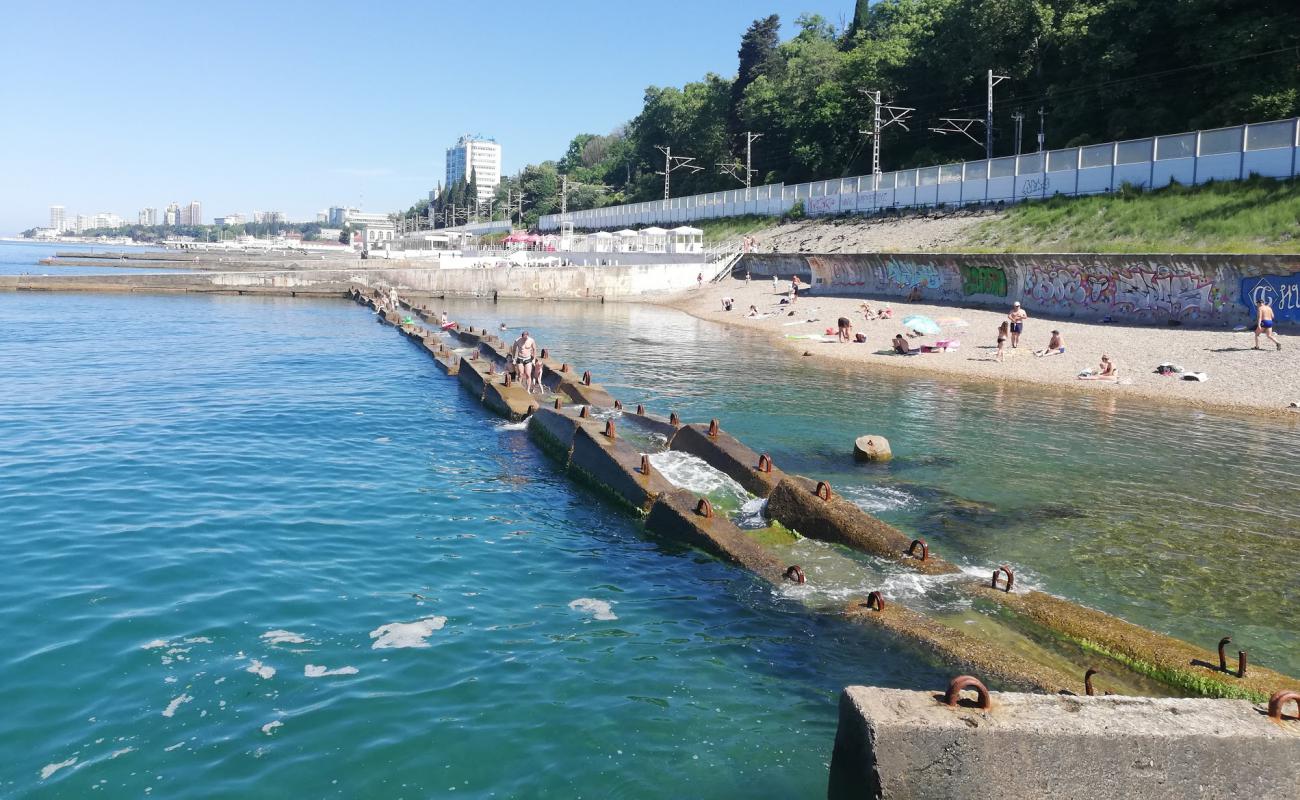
<box><xmin>815</xmin><ymin>481</ymin><xmax>833</xmax><ymax>501</ymax></box>
<box><xmin>866</xmin><ymin>591</ymin><xmax>885</xmax><ymax>612</ymax></box>
<box><xmin>695</xmin><ymin>498</ymin><xmax>714</xmax><ymax>519</ymax></box>
<box><xmin>561</xmin><ymin>363</ymin><xmax>570</xmax><ymax>373</ymax></box>
<box><xmin>582</xmin><ymin>370</ymin><xmax>593</xmax><ymax>386</ymax></box>
<box><xmin>603</xmin><ymin>419</ymin><xmax>617</xmax><ymax>440</ymax></box>
<box><xmin>707</xmin><ymin>419</ymin><xmax>720</xmax><ymax>437</ymax></box>
<box><xmin>784</xmin><ymin>565</ymin><xmax>806</xmax><ymax>584</ymax></box>
<box><xmin>991</xmin><ymin>565</ymin><xmax>1014</xmax><ymax>592</ymax></box>
<box><xmin>1267</xmin><ymin>690</ymin><xmax>1300</xmax><ymax>722</ymax></box>
<box><xmin>757</xmin><ymin>454</ymin><xmax>773</xmax><ymax>474</ymax></box>
<box><xmin>553</xmin><ymin>398</ymin><xmax>563</xmax><ymax>409</ymax></box>
<box><xmin>669</xmin><ymin>412</ymin><xmax>680</xmax><ymax>427</ymax></box>
<box><xmin>540</xmin><ymin>348</ymin><xmax>549</xmax><ymax>360</ymax></box>
<box><xmin>579</xmin><ymin>406</ymin><xmax>590</xmax><ymax>419</ymax></box>
<box><xmin>943</xmin><ymin>675</ymin><xmax>992</xmax><ymax>710</ymax></box>
<box><xmin>1084</xmin><ymin>667</ymin><xmax>1099</xmax><ymax>696</ymax></box>
<box><xmin>613</xmin><ymin>399</ymin><xmax>622</xmax><ymax>411</ymax></box>
<box><xmin>636</xmin><ymin>404</ymin><xmax>645</xmax><ymax>416</ymax></box>
<box><xmin>1218</xmin><ymin>636</ymin><xmax>1232</xmax><ymax>671</ymax></box>
<box><xmin>907</xmin><ymin>539</ymin><xmax>928</xmax><ymax>561</ymax></box>
<box><xmin>639</xmin><ymin>454</ymin><xmax>652</xmax><ymax>476</ymax></box>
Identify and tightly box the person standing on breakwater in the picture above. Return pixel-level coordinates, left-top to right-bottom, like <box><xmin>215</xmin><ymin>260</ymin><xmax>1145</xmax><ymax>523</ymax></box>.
<box><xmin>510</xmin><ymin>330</ymin><xmax>538</xmax><ymax>393</ymax></box>
<box><xmin>1255</xmin><ymin>300</ymin><xmax>1282</xmax><ymax>351</ymax></box>
<box><xmin>1008</xmin><ymin>301</ymin><xmax>1028</xmax><ymax>348</ymax></box>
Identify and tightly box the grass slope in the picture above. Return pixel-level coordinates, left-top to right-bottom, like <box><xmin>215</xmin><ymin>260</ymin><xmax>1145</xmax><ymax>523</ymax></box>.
<box><xmin>960</xmin><ymin>176</ymin><xmax>1300</xmax><ymax>254</ymax></box>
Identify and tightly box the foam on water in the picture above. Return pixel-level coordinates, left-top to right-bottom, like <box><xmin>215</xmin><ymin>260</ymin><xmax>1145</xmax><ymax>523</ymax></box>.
<box><xmin>304</xmin><ymin>664</ymin><xmax>359</xmax><ymax>677</ymax></box>
<box><xmin>568</xmin><ymin>598</ymin><xmax>617</xmax><ymax>621</ymax></box>
<box><xmin>836</xmin><ymin>484</ymin><xmax>915</xmax><ymax>514</ymax></box>
<box><xmin>245</xmin><ymin>660</ymin><xmax>276</xmax><ymax>679</ymax></box>
<box><xmin>647</xmin><ymin>451</ymin><xmax>750</xmax><ymax>505</ymax></box>
<box><xmin>369</xmin><ymin>616</ymin><xmax>448</xmax><ymax>649</ymax></box>
<box><xmin>260</xmin><ymin>630</ymin><xmax>307</xmax><ymax>645</ymax></box>
<box><xmin>40</xmin><ymin>758</ymin><xmax>76</xmax><ymax>780</ymax></box>
<box><xmin>161</xmin><ymin>694</ymin><xmax>192</xmax><ymax>718</ymax></box>
<box><xmin>496</xmin><ymin>420</ymin><xmax>529</xmax><ymax>431</ymax></box>
<box><xmin>261</xmin><ymin>720</ymin><xmax>283</xmax><ymax>735</ymax></box>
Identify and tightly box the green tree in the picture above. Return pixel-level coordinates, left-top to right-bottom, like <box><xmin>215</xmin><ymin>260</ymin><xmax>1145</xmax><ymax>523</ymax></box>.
<box><xmin>729</xmin><ymin>15</ymin><xmax>781</xmax><ymax>148</ymax></box>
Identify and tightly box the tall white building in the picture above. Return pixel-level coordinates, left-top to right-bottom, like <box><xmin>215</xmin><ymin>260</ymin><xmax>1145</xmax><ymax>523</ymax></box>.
<box><xmin>180</xmin><ymin>201</ymin><xmax>202</xmax><ymax>226</ymax></box>
<box><xmin>445</xmin><ymin>135</ymin><xmax>501</xmax><ymax>204</ymax></box>
<box><xmin>50</xmin><ymin>206</ymin><xmax>66</xmax><ymax>232</ymax></box>
<box><xmin>139</xmin><ymin>208</ymin><xmax>158</xmax><ymax>226</ymax></box>
<box><xmin>165</xmin><ymin>202</ymin><xmax>181</xmax><ymax>226</ymax></box>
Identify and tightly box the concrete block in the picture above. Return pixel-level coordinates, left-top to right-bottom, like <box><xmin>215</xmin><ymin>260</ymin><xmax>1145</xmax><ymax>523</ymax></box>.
<box><xmin>557</xmin><ymin>376</ymin><xmax>617</xmax><ymax>408</ymax></box>
<box><xmin>568</xmin><ymin>422</ymin><xmax>676</xmax><ymax>513</ymax></box>
<box><xmin>966</xmin><ymin>583</ymin><xmax>1300</xmax><ymax>702</ymax></box>
<box><xmin>766</xmin><ymin>478</ymin><xmax>959</xmax><ymax>575</ymax></box>
<box><xmin>528</xmin><ymin>407</ymin><xmax>583</xmax><ymax>464</ymax></box>
<box><xmin>853</xmin><ymin>435</ymin><xmax>892</xmax><ymax>462</ymax></box>
<box><xmin>829</xmin><ymin>686</ymin><xmax>1300</xmax><ymax>800</ymax></box>
<box><xmin>645</xmin><ymin>489</ymin><xmax>790</xmax><ymax>584</ymax></box>
<box><xmin>619</xmin><ymin>407</ymin><xmax>680</xmax><ymax>441</ymax></box>
<box><xmin>671</xmin><ymin>423</ymin><xmax>787</xmax><ymax>498</ymax></box>
<box><xmin>456</xmin><ymin>355</ymin><xmax>490</xmax><ymax>400</ymax></box>
<box><xmin>482</xmin><ymin>376</ymin><xmax>539</xmax><ymax>421</ymax></box>
<box><xmin>432</xmin><ymin>352</ymin><xmax>459</xmax><ymax>376</ymax></box>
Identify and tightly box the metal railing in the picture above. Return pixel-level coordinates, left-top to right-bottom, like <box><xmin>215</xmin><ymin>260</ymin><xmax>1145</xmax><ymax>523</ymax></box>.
<box><xmin>539</xmin><ymin>117</ymin><xmax>1300</xmax><ymax>231</ymax></box>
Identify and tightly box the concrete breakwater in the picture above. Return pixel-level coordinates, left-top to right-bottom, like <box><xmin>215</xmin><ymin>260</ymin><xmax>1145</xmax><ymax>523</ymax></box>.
<box><xmin>739</xmin><ymin>251</ymin><xmax>1300</xmax><ymax>326</ymax></box>
<box><xmin>3</xmin><ymin>258</ymin><xmax>714</xmax><ymax>300</ymax></box>
<box><xmin>350</xmin><ymin>286</ymin><xmax>1300</xmax><ymax>707</ymax></box>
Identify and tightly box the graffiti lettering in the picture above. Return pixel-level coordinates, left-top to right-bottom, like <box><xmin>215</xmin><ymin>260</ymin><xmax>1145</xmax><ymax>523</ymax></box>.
<box><xmin>1023</xmin><ymin>264</ymin><xmax>1222</xmax><ymax>320</ymax></box>
<box><xmin>807</xmin><ymin>196</ymin><xmax>839</xmax><ymax>214</ymax></box>
<box><xmin>883</xmin><ymin>259</ymin><xmax>942</xmax><ymax>290</ymax></box>
<box><xmin>1020</xmin><ymin>176</ymin><xmax>1051</xmax><ymax>195</ymax></box>
<box><xmin>1240</xmin><ymin>272</ymin><xmax>1300</xmax><ymax>321</ymax></box>
<box><xmin>960</xmin><ymin>265</ymin><xmax>1008</xmax><ymax>297</ymax></box>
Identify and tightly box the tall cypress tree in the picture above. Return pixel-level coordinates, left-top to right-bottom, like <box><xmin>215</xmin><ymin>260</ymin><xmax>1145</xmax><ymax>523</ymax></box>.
<box><xmin>842</xmin><ymin>0</ymin><xmax>871</xmax><ymax>47</ymax></box>
<box><xmin>728</xmin><ymin>15</ymin><xmax>781</xmax><ymax>148</ymax></box>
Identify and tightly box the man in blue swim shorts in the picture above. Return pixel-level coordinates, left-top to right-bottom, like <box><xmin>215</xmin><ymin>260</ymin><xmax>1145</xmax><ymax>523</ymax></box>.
<box><xmin>1255</xmin><ymin>300</ymin><xmax>1282</xmax><ymax>351</ymax></box>
<box><xmin>1008</xmin><ymin>301</ymin><xmax>1028</xmax><ymax>348</ymax></box>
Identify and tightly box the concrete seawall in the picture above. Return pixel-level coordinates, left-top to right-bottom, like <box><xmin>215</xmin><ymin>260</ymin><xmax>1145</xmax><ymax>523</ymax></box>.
<box><xmin>739</xmin><ymin>252</ymin><xmax>1300</xmax><ymax>326</ymax></box>
<box><xmin>3</xmin><ymin>259</ymin><xmax>713</xmax><ymax>300</ymax></box>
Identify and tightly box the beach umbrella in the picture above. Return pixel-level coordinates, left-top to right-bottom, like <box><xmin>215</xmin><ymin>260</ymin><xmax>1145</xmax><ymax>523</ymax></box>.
<box><xmin>901</xmin><ymin>315</ymin><xmax>942</xmax><ymax>335</ymax></box>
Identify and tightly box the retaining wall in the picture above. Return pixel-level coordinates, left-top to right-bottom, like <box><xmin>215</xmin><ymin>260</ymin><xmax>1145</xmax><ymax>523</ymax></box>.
<box><xmin>740</xmin><ymin>252</ymin><xmax>1300</xmax><ymax>326</ymax></box>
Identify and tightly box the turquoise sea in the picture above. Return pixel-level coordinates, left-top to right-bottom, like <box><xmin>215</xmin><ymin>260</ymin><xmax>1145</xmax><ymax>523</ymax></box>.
<box><xmin>2</xmin><ymin>243</ymin><xmax>1296</xmax><ymax>797</ymax></box>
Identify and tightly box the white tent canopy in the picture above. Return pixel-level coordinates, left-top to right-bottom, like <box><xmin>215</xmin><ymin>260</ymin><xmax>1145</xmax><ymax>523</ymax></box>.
<box><xmin>641</xmin><ymin>226</ymin><xmax>668</xmax><ymax>235</ymax></box>
<box><xmin>615</xmin><ymin>229</ymin><xmax>639</xmax><ymax>237</ymax></box>
<box><xmin>592</xmin><ymin>230</ymin><xmax>615</xmax><ymax>238</ymax></box>
<box><xmin>669</xmin><ymin>226</ymin><xmax>703</xmax><ymax>235</ymax></box>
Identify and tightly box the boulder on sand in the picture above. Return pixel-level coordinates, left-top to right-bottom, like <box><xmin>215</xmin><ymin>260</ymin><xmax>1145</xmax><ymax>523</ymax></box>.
<box><xmin>854</xmin><ymin>435</ymin><xmax>891</xmax><ymax>462</ymax></box>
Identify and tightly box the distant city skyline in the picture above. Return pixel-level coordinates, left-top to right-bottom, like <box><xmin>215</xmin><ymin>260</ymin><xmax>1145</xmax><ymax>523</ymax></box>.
<box><xmin>0</xmin><ymin>0</ymin><xmax>842</xmax><ymax>233</ymax></box>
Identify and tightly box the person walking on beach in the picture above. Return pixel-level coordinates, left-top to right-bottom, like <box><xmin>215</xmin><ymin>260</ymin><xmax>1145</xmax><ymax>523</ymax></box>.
<box><xmin>1255</xmin><ymin>300</ymin><xmax>1282</xmax><ymax>350</ymax></box>
<box><xmin>697</xmin><ymin>272</ymin><xmax>704</xmax><ymax>289</ymax></box>
<box><xmin>510</xmin><ymin>330</ymin><xmax>538</xmax><ymax>393</ymax></box>
<box><xmin>995</xmin><ymin>321</ymin><xmax>1009</xmax><ymax>362</ymax></box>
<box><xmin>1007</xmin><ymin>302</ymin><xmax>1028</xmax><ymax>348</ymax></box>
<box><xmin>1035</xmin><ymin>330</ymin><xmax>1066</xmax><ymax>357</ymax></box>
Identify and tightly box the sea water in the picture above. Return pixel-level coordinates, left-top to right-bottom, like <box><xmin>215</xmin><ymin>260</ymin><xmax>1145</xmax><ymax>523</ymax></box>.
<box><xmin>0</xmin><ymin>291</ymin><xmax>938</xmax><ymax>798</ymax></box>
<box><xmin>3</xmin><ymin>271</ymin><xmax>1297</xmax><ymax>796</ymax></box>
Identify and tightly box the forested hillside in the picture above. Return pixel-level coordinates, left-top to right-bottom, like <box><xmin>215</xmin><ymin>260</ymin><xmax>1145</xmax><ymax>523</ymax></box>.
<box><xmin>416</xmin><ymin>0</ymin><xmax>1300</xmax><ymax>229</ymax></box>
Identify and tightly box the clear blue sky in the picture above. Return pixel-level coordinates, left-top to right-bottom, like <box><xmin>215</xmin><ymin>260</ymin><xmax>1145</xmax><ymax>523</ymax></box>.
<box><xmin>0</xmin><ymin>0</ymin><xmax>850</xmax><ymax>233</ymax></box>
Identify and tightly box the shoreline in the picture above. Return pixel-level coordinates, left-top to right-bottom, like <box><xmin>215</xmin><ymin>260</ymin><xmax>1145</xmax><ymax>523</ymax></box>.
<box><xmin>657</xmin><ymin>278</ymin><xmax>1299</xmax><ymax>420</ymax></box>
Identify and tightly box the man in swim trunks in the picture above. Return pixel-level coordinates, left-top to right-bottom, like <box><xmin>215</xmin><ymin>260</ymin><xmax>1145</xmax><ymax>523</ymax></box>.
<box><xmin>838</xmin><ymin>316</ymin><xmax>853</xmax><ymax>342</ymax></box>
<box><xmin>510</xmin><ymin>330</ymin><xmax>538</xmax><ymax>393</ymax></box>
<box><xmin>1008</xmin><ymin>302</ymin><xmax>1028</xmax><ymax>348</ymax></box>
<box><xmin>1255</xmin><ymin>300</ymin><xmax>1282</xmax><ymax>351</ymax></box>
<box><xmin>1035</xmin><ymin>330</ymin><xmax>1065</xmax><ymax>357</ymax></box>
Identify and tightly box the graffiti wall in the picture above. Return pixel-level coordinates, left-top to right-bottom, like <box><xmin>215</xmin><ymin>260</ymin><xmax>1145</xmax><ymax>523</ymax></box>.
<box><xmin>1240</xmin><ymin>272</ymin><xmax>1300</xmax><ymax>321</ymax></box>
<box><xmin>738</xmin><ymin>252</ymin><xmax>1300</xmax><ymax>326</ymax></box>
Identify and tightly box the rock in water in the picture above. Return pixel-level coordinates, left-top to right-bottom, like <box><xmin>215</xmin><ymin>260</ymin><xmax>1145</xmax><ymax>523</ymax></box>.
<box><xmin>854</xmin><ymin>435</ymin><xmax>892</xmax><ymax>462</ymax></box>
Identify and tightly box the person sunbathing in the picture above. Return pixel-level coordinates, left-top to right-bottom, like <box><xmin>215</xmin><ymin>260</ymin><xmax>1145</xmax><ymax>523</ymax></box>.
<box><xmin>892</xmin><ymin>334</ymin><xmax>918</xmax><ymax>355</ymax></box>
<box><xmin>1078</xmin><ymin>354</ymin><xmax>1119</xmax><ymax>380</ymax></box>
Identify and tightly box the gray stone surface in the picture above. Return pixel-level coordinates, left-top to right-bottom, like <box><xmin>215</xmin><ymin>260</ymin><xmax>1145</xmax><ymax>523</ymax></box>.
<box><xmin>829</xmin><ymin>686</ymin><xmax>1300</xmax><ymax>800</ymax></box>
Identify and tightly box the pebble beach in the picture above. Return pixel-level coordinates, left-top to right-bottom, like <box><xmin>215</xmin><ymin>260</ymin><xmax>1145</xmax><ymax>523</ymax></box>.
<box><xmin>665</xmin><ymin>277</ymin><xmax>1298</xmax><ymax>417</ymax></box>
